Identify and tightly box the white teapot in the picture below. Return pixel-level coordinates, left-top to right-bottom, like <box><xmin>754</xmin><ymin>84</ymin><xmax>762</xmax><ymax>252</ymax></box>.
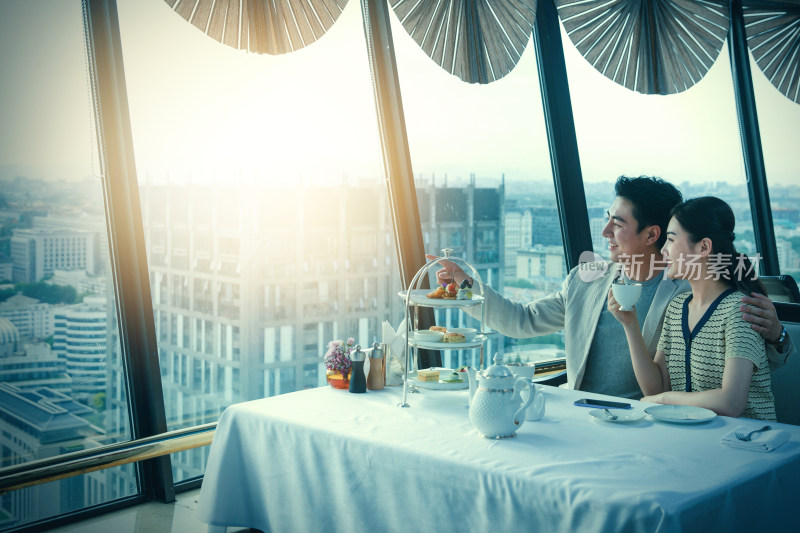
<box><xmin>466</xmin><ymin>353</ymin><xmax>534</xmax><ymax>439</ymax></box>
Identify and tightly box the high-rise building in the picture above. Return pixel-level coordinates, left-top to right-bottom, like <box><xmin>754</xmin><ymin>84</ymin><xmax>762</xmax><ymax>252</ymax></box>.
<box><xmin>415</xmin><ymin>176</ymin><xmax>505</xmax><ymax>369</ymax></box>
<box><xmin>52</xmin><ymin>297</ymin><xmax>108</xmax><ymax>404</ymax></box>
<box><xmin>10</xmin><ymin>228</ymin><xmax>95</xmax><ymax>283</ymax></box>
<box><xmin>503</xmin><ymin>209</ymin><xmax>533</xmax><ymax>278</ymax></box>
<box><xmin>137</xmin><ymin>178</ymin><xmax>504</xmax><ymax>430</ymax></box>
<box><xmin>516</xmin><ymin>245</ymin><xmax>569</xmax><ymax>289</ymax></box>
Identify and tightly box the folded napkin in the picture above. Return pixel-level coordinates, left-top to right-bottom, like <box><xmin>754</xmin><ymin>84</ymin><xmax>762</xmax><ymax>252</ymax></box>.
<box><xmin>721</xmin><ymin>426</ymin><xmax>790</xmax><ymax>452</ymax></box>
<box><xmin>382</xmin><ymin>319</ymin><xmax>408</xmax><ymax>386</ymax></box>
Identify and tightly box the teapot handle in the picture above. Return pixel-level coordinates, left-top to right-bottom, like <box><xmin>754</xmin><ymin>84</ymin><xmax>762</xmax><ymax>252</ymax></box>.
<box><xmin>513</xmin><ymin>377</ymin><xmax>534</xmax><ymax>426</ymax></box>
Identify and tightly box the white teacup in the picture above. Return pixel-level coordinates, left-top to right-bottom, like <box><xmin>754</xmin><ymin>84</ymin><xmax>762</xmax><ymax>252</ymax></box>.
<box><xmin>612</xmin><ymin>282</ymin><xmax>642</xmax><ymax>311</ymax></box>
<box><xmin>507</xmin><ymin>362</ymin><xmax>536</xmax><ymax>380</ymax></box>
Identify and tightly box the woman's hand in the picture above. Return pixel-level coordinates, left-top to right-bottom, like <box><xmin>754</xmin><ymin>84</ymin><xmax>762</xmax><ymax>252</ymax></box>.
<box><xmin>607</xmin><ymin>289</ymin><xmax>638</xmax><ymax>327</ymax></box>
<box><xmin>425</xmin><ymin>254</ymin><xmax>471</xmax><ymax>287</ymax></box>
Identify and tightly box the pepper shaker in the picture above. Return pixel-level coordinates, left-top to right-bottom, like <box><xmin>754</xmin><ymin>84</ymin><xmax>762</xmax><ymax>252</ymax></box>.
<box><xmin>349</xmin><ymin>345</ymin><xmax>367</xmax><ymax>393</ymax></box>
<box><xmin>367</xmin><ymin>342</ymin><xmax>385</xmax><ymax>390</ymax></box>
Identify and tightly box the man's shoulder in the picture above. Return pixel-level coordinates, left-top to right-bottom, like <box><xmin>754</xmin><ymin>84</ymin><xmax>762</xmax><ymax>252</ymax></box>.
<box><xmin>569</xmin><ymin>260</ymin><xmax>617</xmax><ymax>285</ymax></box>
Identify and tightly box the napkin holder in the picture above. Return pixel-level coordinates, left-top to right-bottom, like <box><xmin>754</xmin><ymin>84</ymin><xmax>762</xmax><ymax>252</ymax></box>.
<box><xmin>382</xmin><ymin>320</ymin><xmax>407</xmax><ymax>387</ymax></box>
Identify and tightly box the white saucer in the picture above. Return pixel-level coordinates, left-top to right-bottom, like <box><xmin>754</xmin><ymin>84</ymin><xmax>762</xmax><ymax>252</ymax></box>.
<box><xmin>644</xmin><ymin>405</ymin><xmax>717</xmax><ymax>424</ymax></box>
<box><xmin>588</xmin><ymin>409</ymin><xmax>645</xmax><ymax>424</ymax></box>
<box><xmin>407</xmin><ymin>370</ymin><xmax>469</xmax><ymax>390</ymax></box>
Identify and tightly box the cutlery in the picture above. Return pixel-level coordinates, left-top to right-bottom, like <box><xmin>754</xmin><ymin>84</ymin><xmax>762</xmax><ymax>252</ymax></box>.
<box><xmin>603</xmin><ymin>408</ymin><xmax>618</xmax><ymax>421</ymax></box>
<box><xmin>735</xmin><ymin>425</ymin><xmax>771</xmax><ymax>441</ymax></box>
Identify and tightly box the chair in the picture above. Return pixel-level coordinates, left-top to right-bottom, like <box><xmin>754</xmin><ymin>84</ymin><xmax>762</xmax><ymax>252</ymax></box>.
<box><xmin>772</xmin><ymin>303</ymin><xmax>800</xmax><ymax>425</ymax></box>
<box><xmin>759</xmin><ymin>275</ymin><xmax>800</xmax><ymax>303</ymax></box>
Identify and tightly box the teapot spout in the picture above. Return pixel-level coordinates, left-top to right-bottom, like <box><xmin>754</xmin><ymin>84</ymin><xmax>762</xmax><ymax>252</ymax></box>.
<box><xmin>466</xmin><ymin>366</ymin><xmax>477</xmax><ymax>405</ymax></box>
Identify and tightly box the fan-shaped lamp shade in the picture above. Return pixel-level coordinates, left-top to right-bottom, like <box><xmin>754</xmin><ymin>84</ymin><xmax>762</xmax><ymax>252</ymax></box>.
<box><xmin>557</xmin><ymin>0</ymin><xmax>730</xmax><ymax>95</ymax></box>
<box><xmin>391</xmin><ymin>0</ymin><xmax>538</xmax><ymax>84</ymax></box>
<box><xmin>163</xmin><ymin>0</ymin><xmax>349</xmax><ymax>54</ymax></box>
<box><xmin>745</xmin><ymin>2</ymin><xmax>800</xmax><ymax>104</ymax></box>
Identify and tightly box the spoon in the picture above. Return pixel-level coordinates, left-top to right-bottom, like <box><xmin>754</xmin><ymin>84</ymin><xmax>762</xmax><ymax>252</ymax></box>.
<box><xmin>603</xmin><ymin>408</ymin><xmax>618</xmax><ymax>421</ymax></box>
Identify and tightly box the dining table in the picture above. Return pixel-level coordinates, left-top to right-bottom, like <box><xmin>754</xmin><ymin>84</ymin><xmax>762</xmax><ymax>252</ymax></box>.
<box><xmin>197</xmin><ymin>382</ymin><xmax>800</xmax><ymax>533</ymax></box>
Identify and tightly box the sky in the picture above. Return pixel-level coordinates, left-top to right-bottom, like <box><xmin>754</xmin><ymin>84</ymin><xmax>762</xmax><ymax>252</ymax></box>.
<box><xmin>0</xmin><ymin>0</ymin><xmax>798</xmax><ymax>186</ymax></box>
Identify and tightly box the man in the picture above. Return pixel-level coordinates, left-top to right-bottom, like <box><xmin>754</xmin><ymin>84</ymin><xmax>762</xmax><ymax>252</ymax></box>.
<box><xmin>430</xmin><ymin>176</ymin><xmax>794</xmax><ymax>399</ymax></box>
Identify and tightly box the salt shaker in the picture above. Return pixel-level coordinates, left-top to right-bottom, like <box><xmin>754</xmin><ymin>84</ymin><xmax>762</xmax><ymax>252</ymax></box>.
<box><xmin>367</xmin><ymin>342</ymin><xmax>385</xmax><ymax>390</ymax></box>
<box><xmin>349</xmin><ymin>345</ymin><xmax>367</xmax><ymax>393</ymax></box>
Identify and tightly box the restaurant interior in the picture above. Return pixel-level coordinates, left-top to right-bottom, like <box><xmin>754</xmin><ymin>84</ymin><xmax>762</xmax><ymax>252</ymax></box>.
<box><xmin>1</xmin><ymin>0</ymin><xmax>799</xmax><ymax>532</ymax></box>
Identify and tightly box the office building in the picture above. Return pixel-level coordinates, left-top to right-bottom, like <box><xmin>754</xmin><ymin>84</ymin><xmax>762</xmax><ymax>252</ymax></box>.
<box><xmin>52</xmin><ymin>297</ymin><xmax>109</xmax><ymax>404</ymax></box>
<box><xmin>10</xmin><ymin>228</ymin><xmax>95</xmax><ymax>283</ymax></box>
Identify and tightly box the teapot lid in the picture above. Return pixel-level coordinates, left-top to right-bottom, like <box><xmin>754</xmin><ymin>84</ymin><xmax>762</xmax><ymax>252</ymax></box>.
<box><xmin>483</xmin><ymin>353</ymin><xmax>513</xmax><ymax>378</ymax></box>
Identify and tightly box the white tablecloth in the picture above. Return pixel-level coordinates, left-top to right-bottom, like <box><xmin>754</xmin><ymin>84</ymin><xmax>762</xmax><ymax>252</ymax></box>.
<box><xmin>198</xmin><ymin>385</ymin><xmax>800</xmax><ymax>533</ymax></box>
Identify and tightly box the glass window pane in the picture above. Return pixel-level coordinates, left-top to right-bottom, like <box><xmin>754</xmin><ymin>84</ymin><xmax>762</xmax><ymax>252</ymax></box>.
<box><xmin>117</xmin><ymin>1</ymin><xmax>394</xmax><ymax>483</ymax></box>
<box><xmin>0</xmin><ymin>0</ymin><xmax>134</xmax><ymax>527</ymax></box>
<box><xmin>750</xmin><ymin>56</ymin><xmax>800</xmax><ymax>291</ymax></box>
<box><xmin>561</xmin><ymin>30</ymin><xmax>756</xmax><ymax>272</ymax></box>
<box><xmin>392</xmin><ymin>19</ymin><xmax>566</xmax><ymax>367</ymax></box>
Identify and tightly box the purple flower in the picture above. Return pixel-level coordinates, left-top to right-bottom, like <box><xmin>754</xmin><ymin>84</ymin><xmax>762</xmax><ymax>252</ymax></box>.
<box><xmin>323</xmin><ymin>338</ymin><xmax>354</xmax><ymax>377</ymax></box>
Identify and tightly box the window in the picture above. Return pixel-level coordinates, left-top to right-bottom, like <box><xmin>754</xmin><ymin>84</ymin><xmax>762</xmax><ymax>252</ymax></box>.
<box><xmin>750</xmin><ymin>54</ymin><xmax>800</xmax><ymax>287</ymax></box>
<box><xmin>0</xmin><ymin>1</ymin><xmax>133</xmax><ymax>527</ymax></box>
<box><xmin>560</xmin><ymin>25</ymin><xmax>766</xmax><ymax>294</ymax></box>
<box><xmin>392</xmin><ymin>11</ymin><xmax>565</xmax><ymax>367</ymax></box>
<box><xmin>117</xmin><ymin>0</ymin><xmax>395</xmax><ymax>484</ymax></box>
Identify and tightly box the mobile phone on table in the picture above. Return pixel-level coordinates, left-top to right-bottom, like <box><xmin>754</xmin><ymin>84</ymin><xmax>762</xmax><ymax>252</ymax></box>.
<box><xmin>573</xmin><ymin>398</ymin><xmax>632</xmax><ymax>410</ymax></box>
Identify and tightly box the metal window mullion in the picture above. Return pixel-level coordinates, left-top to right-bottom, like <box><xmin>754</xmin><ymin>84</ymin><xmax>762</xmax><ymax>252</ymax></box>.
<box><xmin>728</xmin><ymin>0</ymin><xmax>779</xmax><ymax>275</ymax></box>
<box><xmin>83</xmin><ymin>0</ymin><xmax>175</xmax><ymax>502</ymax></box>
<box><xmin>360</xmin><ymin>0</ymin><xmax>438</xmax><ymax>368</ymax></box>
<box><xmin>534</xmin><ymin>0</ymin><xmax>592</xmax><ymax>270</ymax></box>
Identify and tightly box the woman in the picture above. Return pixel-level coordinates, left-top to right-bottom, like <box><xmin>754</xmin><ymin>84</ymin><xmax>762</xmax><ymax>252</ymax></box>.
<box><xmin>609</xmin><ymin>196</ymin><xmax>776</xmax><ymax>420</ymax></box>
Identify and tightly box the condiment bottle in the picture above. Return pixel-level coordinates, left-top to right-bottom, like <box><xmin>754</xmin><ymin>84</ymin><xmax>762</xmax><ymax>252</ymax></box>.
<box><xmin>367</xmin><ymin>342</ymin><xmax>385</xmax><ymax>390</ymax></box>
<box><xmin>349</xmin><ymin>345</ymin><xmax>367</xmax><ymax>393</ymax></box>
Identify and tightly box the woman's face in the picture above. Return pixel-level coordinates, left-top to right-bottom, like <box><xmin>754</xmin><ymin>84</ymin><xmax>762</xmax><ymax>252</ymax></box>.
<box><xmin>661</xmin><ymin>217</ymin><xmax>701</xmax><ymax>280</ymax></box>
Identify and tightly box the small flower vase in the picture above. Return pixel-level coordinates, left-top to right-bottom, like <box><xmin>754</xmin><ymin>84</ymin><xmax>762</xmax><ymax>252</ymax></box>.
<box><xmin>326</xmin><ymin>370</ymin><xmax>350</xmax><ymax>389</ymax></box>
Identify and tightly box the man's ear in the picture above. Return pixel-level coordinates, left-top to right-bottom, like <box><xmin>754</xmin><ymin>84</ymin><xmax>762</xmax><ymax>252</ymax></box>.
<box><xmin>644</xmin><ymin>225</ymin><xmax>661</xmax><ymax>246</ymax></box>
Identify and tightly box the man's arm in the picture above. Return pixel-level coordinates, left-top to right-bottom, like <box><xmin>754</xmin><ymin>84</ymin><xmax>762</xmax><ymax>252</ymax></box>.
<box><xmin>425</xmin><ymin>254</ymin><xmax>568</xmax><ymax>338</ymax></box>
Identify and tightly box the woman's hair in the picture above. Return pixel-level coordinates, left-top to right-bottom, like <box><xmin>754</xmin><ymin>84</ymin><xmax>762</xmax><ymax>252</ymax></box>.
<box><xmin>669</xmin><ymin>196</ymin><xmax>765</xmax><ymax>295</ymax></box>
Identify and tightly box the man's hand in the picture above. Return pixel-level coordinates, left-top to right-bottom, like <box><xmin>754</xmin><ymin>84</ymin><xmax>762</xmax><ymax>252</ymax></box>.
<box><xmin>740</xmin><ymin>292</ymin><xmax>782</xmax><ymax>343</ymax></box>
<box><xmin>424</xmin><ymin>254</ymin><xmax>471</xmax><ymax>287</ymax></box>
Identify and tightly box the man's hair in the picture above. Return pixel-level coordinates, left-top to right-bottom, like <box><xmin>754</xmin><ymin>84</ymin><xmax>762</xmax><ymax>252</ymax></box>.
<box><xmin>614</xmin><ymin>176</ymin><xmax>683</xmax><ymax>249</ymax></box>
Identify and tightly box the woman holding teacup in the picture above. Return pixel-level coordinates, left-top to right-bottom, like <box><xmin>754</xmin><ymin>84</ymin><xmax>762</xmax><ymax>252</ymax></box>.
<box><xmin>608</xmin><ymin>196</ymin><xmax>776</xmax><ymax>420</ymax></box>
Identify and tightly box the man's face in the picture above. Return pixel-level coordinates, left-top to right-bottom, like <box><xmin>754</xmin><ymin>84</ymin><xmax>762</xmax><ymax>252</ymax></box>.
<box><xmin>601</xmin><ymin>197</ymin><xmax>656</xmax><ymax>264</ymax></box>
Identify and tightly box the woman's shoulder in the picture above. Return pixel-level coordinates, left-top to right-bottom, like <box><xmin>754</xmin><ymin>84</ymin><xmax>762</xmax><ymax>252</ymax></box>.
<box><xmin>717</xmin><ymin>290</ymin><xmax>747</xmax><ymax>315</ymax></box>
<box><xmin>667</xmin><ymin>291</ymin><xmax>691</xmax><ymax>309</ymax></box>
<box><xmin>663</xmin><ymin>292</ymin><xmax>690</xmax><ymax>324</ymax></box>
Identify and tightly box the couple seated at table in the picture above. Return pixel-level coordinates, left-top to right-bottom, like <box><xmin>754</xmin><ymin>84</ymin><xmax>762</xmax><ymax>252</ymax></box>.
<box><xmin>430</xmin><ymin>176</ymin><xmax>794</xmax><ymax>421</ymax></box>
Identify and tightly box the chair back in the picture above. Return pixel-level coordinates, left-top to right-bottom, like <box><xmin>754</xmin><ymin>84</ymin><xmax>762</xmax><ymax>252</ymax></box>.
<box><xmin>759</xmin><ymin>275</ymin><xmax>800</xmax><ymax>303</ymax></box>
<box><xmin>772</xmin><ymin>303</ymin><xmax>800</xmax><ymax>425</ymax></box>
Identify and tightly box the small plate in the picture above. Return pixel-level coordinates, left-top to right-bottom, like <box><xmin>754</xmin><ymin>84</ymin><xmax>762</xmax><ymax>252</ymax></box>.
<box><xmin>407</xmin><ymin>370</ymin><xmax>469</xmax><ymax>390</ymax></box>
<box><xmin>398</xmin><ymin>289</ymin><xmax>484</xmax><ymax>308</ymax></box>
<box><xmin>409</xmin><ymin>334</ymin><xmax>487</xmax><ymax>349</ymax></box>
<box><xmin>644</xmin><ymin>405</ymin><xmax>717</xmax><ymax>424</ymax></box>
<box><xmin>588</xmin><ymin>409</ymin><xmax>645</xmax><ymax>424</ymax></box>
